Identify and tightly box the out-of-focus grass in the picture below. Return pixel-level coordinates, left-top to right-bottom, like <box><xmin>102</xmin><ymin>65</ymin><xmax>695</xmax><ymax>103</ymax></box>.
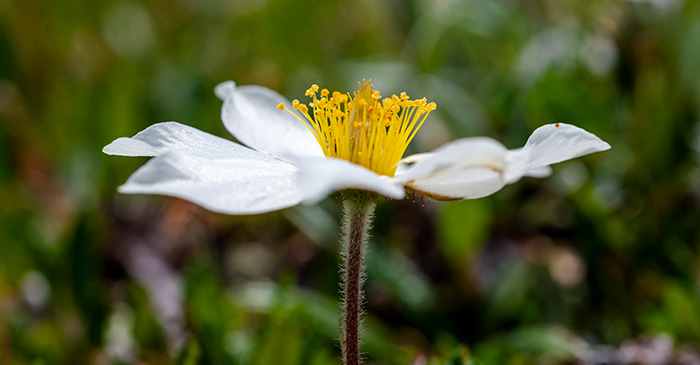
<box><xmin>1</xmin><ymin>0</ymin><xmax>700</xmax><ymax>364</ymax></box>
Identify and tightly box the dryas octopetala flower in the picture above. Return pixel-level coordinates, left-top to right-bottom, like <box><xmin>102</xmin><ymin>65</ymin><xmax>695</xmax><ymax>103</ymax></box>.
<box><xmin>103</xmin><ymin>80</ymin><xmax>610</xmax><ymax>214</ymax></box>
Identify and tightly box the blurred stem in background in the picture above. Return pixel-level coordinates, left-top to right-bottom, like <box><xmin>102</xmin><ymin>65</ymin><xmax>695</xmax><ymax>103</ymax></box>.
<box><xmin>340</xmin><ymin>192</ymin><xmax>375</xmax><ymax>365</ymax></box>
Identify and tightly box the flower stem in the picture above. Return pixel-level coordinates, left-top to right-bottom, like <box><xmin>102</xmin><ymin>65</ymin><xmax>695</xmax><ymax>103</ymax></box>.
<box><xmin>340</xmin><ymin>192</ymin><xmax>375</xmax><ymax>365</ymax></box>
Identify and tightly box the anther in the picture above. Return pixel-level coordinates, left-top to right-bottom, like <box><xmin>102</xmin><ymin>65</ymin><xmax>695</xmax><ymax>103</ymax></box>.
<box><xmin>305</xmin><ymin>84</ymin><xmax>319</xmax><ymax>96</ymax></box>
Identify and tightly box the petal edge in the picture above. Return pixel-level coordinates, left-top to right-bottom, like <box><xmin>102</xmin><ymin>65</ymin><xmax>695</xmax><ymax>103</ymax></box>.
<box><xmin>296</xmin><ymin>157</ymin><xmax>405</xmax><ymax>204</ymax></box>
<box><xmin>118</xmin><ymin>150</ymin><xmax>302</xmax><ymax>215</ymax></box>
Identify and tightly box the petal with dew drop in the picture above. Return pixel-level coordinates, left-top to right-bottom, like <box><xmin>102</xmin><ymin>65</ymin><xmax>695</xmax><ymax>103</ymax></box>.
<box><xmin>118</xmin><ymin>150</ymin><xmax>302</xmax><ymax>215</ymax></box>
<box><xmin>521</xmin><ymin>123</ymin><xmax>610</xmax><ymax>170</ymax></box>
<box><xmin>295</xmin><ymin>157</ymin><xmax>405</xmax><ymax>204</ymax></box>
<box><xmin>218</xmin><ymin>82</ymin><xmax>324</xmax><ymax>159</ymax></box>
<box><xmin>397</xmin><ymin>124</ymin><xmax>609</xmax><ymax>200</ymax></box>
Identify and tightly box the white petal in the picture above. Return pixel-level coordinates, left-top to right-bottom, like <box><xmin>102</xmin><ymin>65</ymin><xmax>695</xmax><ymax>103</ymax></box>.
<box><xmin>219</xmin><ymin>82</ymin><xmax>324</xmax><ymax>159</ymax></box>
<box><xmin>118</xmin><ymin>150</ymin><xmax>302</xmax><ymax>215</ymax></box>
<box><xmin>394</xmin><ymin>152</ymin><xmax>433</xmax><ymax>176</ymax></box>
<box><xmin>103</xmin><ymin>137</ymin><xmax>159</xmax><ymax>156</ymax></box>
<box><xmin>521</xmin><ymin>123</ymin><xmax>610</xmax><ymax>170</ymax></box>
<box><xmin>394</xmin><ymin>137</ymin><xmax>508</xmax><ymax>184</ymax></box>
<box><xmin>295</xmin><ymin>157</ymin><xmax>405</xmax><ymax>204</ymax></box>
<box><xmin>408</xmin><ymin>168</ymin><xmax>506</xmax><ymax>200</ymax></box>
<box><xmin>503</xmin><ymin>148</ymin><xmax>529</xmax><ymax>183</ymax></box>
<box><xmin>397</xmin><ymin>152</ymin><xmax>432</xmax><ymax>165</ymax></box>
<box><xmin>214</xmin><ymin>81</ymin><xmax>235</xmax><ymax>101</ymax></box>
<box><xmin>103</xmin><ymin>121</ymin><xmax>251</xmax><ymax>159</ymax></box>
<box><xmin>524</xmin><ymin>165</ymin><xmax>553</xmax><ymax>178</ymax></box>
<box><xmin>394</xmin><ymin>138</ymin><xmax>515</xmax><ymax>200</ymax></box>
<box><xmin>392</xmin><ymin>124</ymin><xmax>609</xmax><ymax>201</ymax></box>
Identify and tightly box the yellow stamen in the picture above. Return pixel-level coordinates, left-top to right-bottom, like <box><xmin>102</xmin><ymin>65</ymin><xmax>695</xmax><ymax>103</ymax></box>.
<box><xmin>305</xmin><ymin>84</ymin><xmax>319</xmax><ymax>96</ymax></box>
<box><xmin>278</xmin><ymin>80</ymin><xmax>436</xmax><ymax>177</ymax></box>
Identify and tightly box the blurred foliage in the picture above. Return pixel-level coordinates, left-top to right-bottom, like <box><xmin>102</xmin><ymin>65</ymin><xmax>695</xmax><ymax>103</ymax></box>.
<box><xmin>2</xmin><ymin>0</ymin><xmax>700</xmax><ymax>364</ymax></box>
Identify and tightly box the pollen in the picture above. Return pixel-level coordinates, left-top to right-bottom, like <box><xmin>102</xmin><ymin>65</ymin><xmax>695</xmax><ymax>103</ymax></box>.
<box><xmin>278</xmin><ymin>80</ymin><xmax>436</xmax><ymax>177</ymax></box>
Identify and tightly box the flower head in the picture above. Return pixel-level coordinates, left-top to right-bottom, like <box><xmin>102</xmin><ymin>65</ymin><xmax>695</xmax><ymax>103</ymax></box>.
<box><xmin>103</xmin><ymin>81</ymin><xmax>610</xmax><ymax>215</ymax></box>
<box><xmin>279</xmin><ymin>80</ymin><xmax>436</xmax><ymax>177</ymax></box>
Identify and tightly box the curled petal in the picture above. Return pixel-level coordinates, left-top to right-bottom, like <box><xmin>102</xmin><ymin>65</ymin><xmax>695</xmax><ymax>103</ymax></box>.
<box><xmin>409</xmin><ymin>168</ymin><xmax>507</xmax><ymax>201</ymax></box>
<box><xmin>118</xmin><ymin>151</ymin><xmax>301</xmax><ymax>215</ymax></box>
<box><xmin>103</xmin><ymin>121</ymin><xmax>251</xmax><ymax>159</ymax></box>
<box><xmin>295</xmin><ymin>157</ymin><xmax>405</xmax><ymax>204</ymax></box>
<box><xmin>521</xmin><ymin>123</ymin><xmax>610</xmax><ymax>170</ymax></box>
<box><xmin>395</xmin><ymin>138</ymin><xmax>514</xmax><ymax>200</ymax></box>
<box><xmin>397</xmin><ymin>124</ymin><xmax>609</xmax><ymax>200</ymax></box>
<box><xmin>394</xmin><ymin>137</ymin><xmax>508</xmax><ymax>184</ymax></box>
<box><xmin>218</xmin><ymin>81</ymin><xmax>324</xmax><ymax>159</ymax></box>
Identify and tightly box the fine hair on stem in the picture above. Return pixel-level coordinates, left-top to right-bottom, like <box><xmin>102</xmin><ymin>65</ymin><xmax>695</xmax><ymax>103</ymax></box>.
<box><xmin>339</xmin><ymin>191</ymin><xmax>376</xmax><ymax>365</ymax></box>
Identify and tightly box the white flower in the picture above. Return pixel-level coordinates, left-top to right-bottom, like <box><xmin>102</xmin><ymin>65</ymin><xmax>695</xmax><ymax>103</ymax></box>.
<box><xmin>103</xmin><ymin>80</ymin><xmax>610</xmax><ymax>215</ymax></box>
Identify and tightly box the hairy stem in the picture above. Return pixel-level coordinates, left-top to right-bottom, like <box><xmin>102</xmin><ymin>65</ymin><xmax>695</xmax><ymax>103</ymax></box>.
<box><xmin>340</xmin><ymin>192</ymin><xmax>376</xmax><ymax>365</ymax></box>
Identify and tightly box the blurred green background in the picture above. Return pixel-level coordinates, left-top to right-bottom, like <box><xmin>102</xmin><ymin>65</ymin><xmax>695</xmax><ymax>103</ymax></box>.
<box><xmin>2</xmin><ymin>0</ymin><xmax>700</xmax><ymax>364</ymax></box>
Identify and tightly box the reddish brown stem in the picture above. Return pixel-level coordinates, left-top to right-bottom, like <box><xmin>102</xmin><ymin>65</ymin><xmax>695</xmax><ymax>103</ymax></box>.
<box><xmin>340</xmin><ymin>192</ymin><xmax>375</xmax><ymax>365</ymax></box>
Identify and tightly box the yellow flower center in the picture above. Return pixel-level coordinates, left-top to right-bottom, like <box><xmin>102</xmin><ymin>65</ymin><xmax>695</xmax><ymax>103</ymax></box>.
<box><xmin>278</xmin><ymin>80</ymin><xmax>436</xmax><ymax>177</ymax></box>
